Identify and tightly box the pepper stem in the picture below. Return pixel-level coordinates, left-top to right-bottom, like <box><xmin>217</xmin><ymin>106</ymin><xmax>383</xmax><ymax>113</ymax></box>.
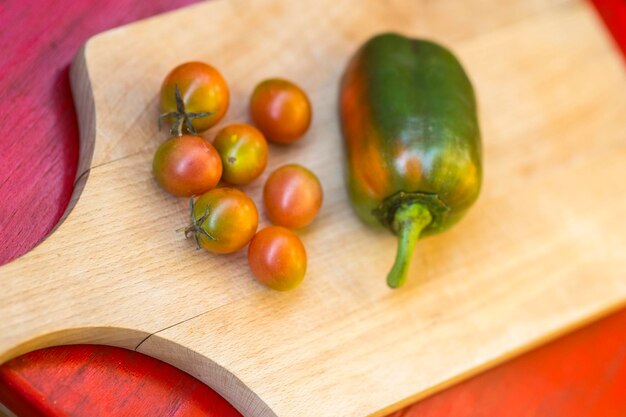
<box><xmin>386</xmin><ymin>203</ymin><xmax>432</xmax><ymax>289</ymax></box>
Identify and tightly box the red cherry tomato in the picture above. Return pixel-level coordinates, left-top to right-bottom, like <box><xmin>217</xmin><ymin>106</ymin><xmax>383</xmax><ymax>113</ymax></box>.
<box><xmin>153</xmin><ymin>135</ymin><xmax>222</xmax><ymax>197</ymax></box>
<box><xmin>212</xmin><ymin>124</ymin><xmax>268</xmax><ymax>185</ymax></box>
<box><xmin>247</xmin><ymin>226</ymin><xmax>307</xmax><ymax>291</ymax></box>
<box><xmin>183</xmin><ymin>188</ymin><xmax>258</xmax><ymax>254</ymax></box>
<box><xmin>263</xmin><ymin>164</ymin><xmax>323</xmax><ymax>229</ymax></box>
<box><xmin>160</xmin><ymin>62</ymin><xmax>230</xmax><ymax>134</ymax></box>
<box><xmin>250</xmin><ymin>78</ymin><xmax>312</xmax><ymax>144</ymax></box>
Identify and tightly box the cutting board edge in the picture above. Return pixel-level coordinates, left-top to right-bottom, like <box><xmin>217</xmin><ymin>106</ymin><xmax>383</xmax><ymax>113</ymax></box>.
<box><xmin>0</xmin><ymin>326</ymin><xmax>149</xmax><ymax>365</ymax></box>
<box><xmin>364</xmin><ymin>298</ymin><xmax>626</xmax><ymax>417</ymax></box>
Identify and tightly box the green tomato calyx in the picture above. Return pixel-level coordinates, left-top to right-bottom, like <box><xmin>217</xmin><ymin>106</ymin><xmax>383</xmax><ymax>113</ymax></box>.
<box><xmin>159</xmin><ymin>85</ymin><xmax>213</xmax><ymax>137</ymax></box>
<box><xmin>178</xmin><ymin>197</ymin><xmax>216</xmax><ymax>249</ymax></box>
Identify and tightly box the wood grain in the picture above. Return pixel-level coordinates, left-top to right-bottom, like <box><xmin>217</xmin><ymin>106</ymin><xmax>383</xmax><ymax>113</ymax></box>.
<box><xmin>1</xmin><ymin>0</ymin><xmax>626</xmax><ymax>416</ymax></box>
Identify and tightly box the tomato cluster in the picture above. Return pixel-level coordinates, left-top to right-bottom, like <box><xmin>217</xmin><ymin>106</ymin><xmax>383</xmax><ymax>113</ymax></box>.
<box><xmin>152</xmin><ymin>62</ymin><xmax>322</xmax><ymax>291</ymax></box>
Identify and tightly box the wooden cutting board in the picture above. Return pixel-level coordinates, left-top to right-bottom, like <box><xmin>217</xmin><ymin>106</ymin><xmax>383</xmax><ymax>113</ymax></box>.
<box><xmin>1</xmin><ymin>0</ymin><xmax>625</xmax><ymax>416</ymax></box>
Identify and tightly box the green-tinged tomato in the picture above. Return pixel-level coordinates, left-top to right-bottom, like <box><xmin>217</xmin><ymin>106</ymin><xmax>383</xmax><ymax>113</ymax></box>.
<box><xmin>182</xmin><ymin>188</ymin><xmax>258</xmax><ymax>254</ymax></box>
<box><xmin>160</xmin><ymin>62</ymin><xmax>229</xmax><ymax>135</ymax></box>
<box><xmin>263</xmin><ymin>164</ymin><xmax>323</xmax><ymax>229</ymax></box>
<box><xmin>213</xmin><ymin>124</ymin><xmax>268</xmax><ymax>185</ymax></box>
<box><xmin>247</xmin><ymin>226</ymin><xmax>307</xmax><ymax>291</ymax></box>
<box><xmin>153</xmin><ymin>135</ymin><xmax>222</xmax><ymax>197</ymax></box>
<box><xmin>250</xmin><ymin>78</ymin><xmax>312</xmax><ymax>144</ymax></box>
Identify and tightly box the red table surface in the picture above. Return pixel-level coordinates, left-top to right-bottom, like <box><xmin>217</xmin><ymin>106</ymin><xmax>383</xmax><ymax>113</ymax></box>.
<box><xmin>1</xmin><ymin>0</ymin><xmax>625</xmax><ymax>416</ymax></box>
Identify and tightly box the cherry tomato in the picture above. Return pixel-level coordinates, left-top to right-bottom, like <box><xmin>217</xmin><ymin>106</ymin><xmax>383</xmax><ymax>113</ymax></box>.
<box><xmin>183</xmin><ymin>188</ymin><xmax>258</xmax><ymax>254</ymax></box>
<box><xmin>248</xmin><ymin>226</ymin><xmax>307</xmax><ymax>291</ymax></box>
<box><xmin>212</xmin><ymin>124</ymin><xmax>268</xmax><ymax>185</ymax></box>
<box><xmin>250</xmin><ymin>78</ymin><xmax>312</xmax><ymax>144</ymax></box>
<box><xmin>153</xmin><ymin>135</ymin><xmax>222</xmax><ymax>197</ymax></box>
<box><xmin>160</xmin><ymin>62</ymin><xmax>229</xmax><ymax>134</ymax></box>
<box><xmin>263</xmin><ymin>164</ymin><xmax>323</xmax><ymax>229</ymax></box>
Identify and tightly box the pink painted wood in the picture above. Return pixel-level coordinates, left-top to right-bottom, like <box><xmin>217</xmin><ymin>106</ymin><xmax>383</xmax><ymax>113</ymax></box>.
<box><xmin>0</xmin><ymin>0</ymin><xmax>196</xmax><ymax>265</ymax></box>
